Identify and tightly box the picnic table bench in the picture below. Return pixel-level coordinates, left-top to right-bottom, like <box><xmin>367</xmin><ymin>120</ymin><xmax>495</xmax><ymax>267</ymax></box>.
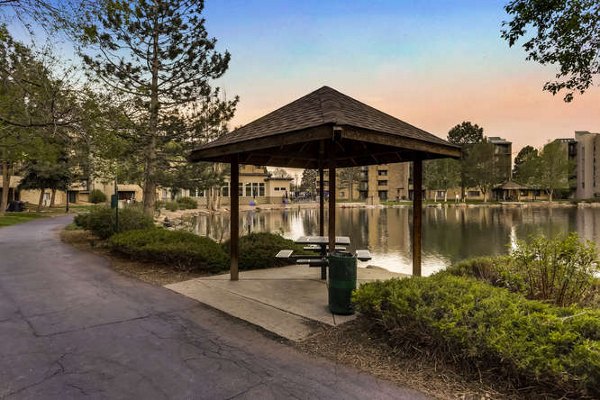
<box><xmin>275</xmin><ymin>235</ymin><xmax>371</xmax><ymax>280</ymax></box>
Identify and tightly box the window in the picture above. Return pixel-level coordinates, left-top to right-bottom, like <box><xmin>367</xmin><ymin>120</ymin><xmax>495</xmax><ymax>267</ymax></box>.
<box><xmin>378</xmin><ymin>180</ymin><xmax>388</xmax><ymax>186</ymax></box>
<box><xmin>377</xmin><ymin>170</ymin><xmax>388</xmax><ymax>176</ymax></box>
<box><xmin>274</xmin><ymin>187</ymin><xmax>280</xmax><ymax>191</ymax></box>
<box><xmin>245</xmin><ymin>184</ymin><xmax>252</xmax><ymax>197</ymax></box>
<box><xmin>378</xmin><ymin>190</ymin><xmax>388</xmax><ymax>200</ymax></box>
<box><xmin>468</xmin><ymin>190</ymin><xmax>480</xmax><ymax>197</ymax></box>
<box><xmin>258</xmin><ymin>183</ymin><xmax>265</xmax><ymax>196</ymax></box>
<box><xmin>238</xmin><ymin>183</ymin><xmax>243</xmax><ymax>196</ymax></box>
<box><xmin>221</xmin><ymin>186</ymin><xmax>229</xmax><ymax>197</ymax></box>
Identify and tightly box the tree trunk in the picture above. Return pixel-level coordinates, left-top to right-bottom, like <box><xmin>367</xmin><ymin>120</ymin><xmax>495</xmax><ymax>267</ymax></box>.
<box><xmin>142</xmin><ymin>11</ymin><xmax>161</xmax><ymax>216</ymax></box>
<box><xmin>50</xmin><ymin>188</ymin><xmax>57</xmax><ymax>207</ymax></box>
<box><xmin>444</xmin><ymin>190</ymin><xmax>448</xmax><ymax>203</ymax></box>
<box><xmin>37</xmin><ymin>189</ymin><xmax>45</xmax><ymax>212</ymax></box>
<box><xmin>434</xmin><ymin>190</ymin><xmax>438</xmax><ymax>202</ymax></box>
<box><xmin>1</xmin><ymin>161</ymin><xmax>10</xmax><ymax>215</ymax></box>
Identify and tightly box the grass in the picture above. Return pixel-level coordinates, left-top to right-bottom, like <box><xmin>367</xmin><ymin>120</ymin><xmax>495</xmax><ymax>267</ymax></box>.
<box><xmin>0</xmin><ymin>212</ymin><xmax>47</xmax><ymax>228</ymax></box>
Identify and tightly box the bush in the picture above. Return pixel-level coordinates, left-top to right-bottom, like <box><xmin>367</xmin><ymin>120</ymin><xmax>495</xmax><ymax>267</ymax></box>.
<box><xmin>176</xmin><ymin>196</ymin><xmax>198</xmax><ymax>209</ymax></box>
<box><xmin>109</xmin><ymin>228</ymin><xmax>228</xmax><ymax>272</ymax></box>
<box><xmin>164</xmin><ymin>201</ymin><xmax>179</xmax><ymax>211</ymax></box>
<box><xmin>86</xmin><ymin>206</ymin><xmax>154</xmax><ymax>239</ymax></box>
<box><xmin>353</xmin><ymin>275</ymin><xmax>600</xmax><ymax>397</ymax></box>
<box><xmin>444</xmin><ymin>234</ymin><xmax>599</xmax><ymax>307</ymax></box>
<box><xmin>221</xmin><ymin>232</ymin><xmax>306</xmax><ymax>270</ymax></box>
<box><xmin>511</xmin><ymin>233</ymin><xmax>599</xmax><ymax>307</ymax></box>
<box><xmin>73</xmin><ymin>212</ymin><xmax>91</xmax><ymax>229</ymax></box>
<box><xmin>89</xmin><ymin>189</ymin><xmax>107</xmax><ymax>204</ymax></box>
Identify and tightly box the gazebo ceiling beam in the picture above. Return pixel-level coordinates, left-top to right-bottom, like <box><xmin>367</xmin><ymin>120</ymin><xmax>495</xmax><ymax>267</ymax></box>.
<box><xmin>342</xmin><ymin>128</ymin><xmax>461</xmax><ymax>159</ymax></box>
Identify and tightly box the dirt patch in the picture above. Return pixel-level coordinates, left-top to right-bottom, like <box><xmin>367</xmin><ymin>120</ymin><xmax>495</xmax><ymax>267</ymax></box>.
<box><xmin>60</xmin><ymin>229</ymin><xmax>209</xmax><ymax>286</ymax></box>
<box><xmin>296</xmin><ymin>317</ymin><xmax>562</xmax><ymax>400</ymax></box>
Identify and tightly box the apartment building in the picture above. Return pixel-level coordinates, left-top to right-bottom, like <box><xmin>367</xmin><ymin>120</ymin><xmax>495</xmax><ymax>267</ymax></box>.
<box><xmin>575</xmin><ymin>131</ymin><xmax>600</xmax><ymax>199</ymax></box>
<box><xmin>359</xmin><ymin>163</ymin><xmax>410</xmax><ymax>203</ymax></box>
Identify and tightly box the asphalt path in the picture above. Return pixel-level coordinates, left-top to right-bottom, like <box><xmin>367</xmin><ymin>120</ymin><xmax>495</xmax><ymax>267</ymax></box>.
<box><xmin>0</xmin><ymin>216</ymin><xmax>428</xmax><ymax>400</ymax></box>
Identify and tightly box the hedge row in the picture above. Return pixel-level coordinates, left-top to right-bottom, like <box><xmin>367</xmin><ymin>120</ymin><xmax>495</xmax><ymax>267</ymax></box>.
<box><xmin>73</xmin><ymin>206</ymin><xmax>154</xmax><ymax>239</ymax></box>
<box><xmin>108</xmin><ymin>230</ymin><xmax>303</xmax><ymax>272</ymax></box>
<box><xmin>353</xmin><ymin>275</ymin><xmax>600</xmax><ymax>397</ymax></box>
<box><xmin>109</xmin><ymin>228</ymin><xmax>228</xmax><ymax>272</ymax></box>
<box><xmin>222</xmin><ymin>232</ymin><xmax>307</xmax><ymax>270</ymax></box>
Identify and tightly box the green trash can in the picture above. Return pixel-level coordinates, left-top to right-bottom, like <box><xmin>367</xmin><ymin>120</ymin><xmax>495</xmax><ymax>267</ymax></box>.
<box><xmin>328</xmin><ymin>251</ymin><xmax>357</xmax><ymax>315</ymax></box>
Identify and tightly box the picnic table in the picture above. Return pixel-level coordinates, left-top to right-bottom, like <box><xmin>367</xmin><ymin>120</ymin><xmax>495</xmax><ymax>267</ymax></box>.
<box><xmin>276</xmin><ymin>235</ymin><xmax>371</xmax><ymax>280</ymax></box>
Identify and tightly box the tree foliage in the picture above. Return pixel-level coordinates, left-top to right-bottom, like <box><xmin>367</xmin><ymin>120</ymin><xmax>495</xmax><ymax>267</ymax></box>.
<box><xmin>464</xmin><ymin>141</ymin><xmax>504</xmax><ymax>202</ymax></box>
<box><xmin>537</xmin><ymin>141</ymin><xmax>571</xmax><ymax>201</ymax></box>
<box><xmin>513</xmin><ymin>145</ymin><xmax>538</xmax><ymax>180</ymax></box>
<box><xmin>447</xmin><ymin>121</ymin><xmax>485</xmax><ymax>146</ymax></box>
<box><xmin>300</xmin><ymin>169</ymin><xmax>318</xmax><ymax>195</ymax></box>
<box><xmin>424</xmin><ymin>158</ymin><xmax>460</xmax><ymax>201</ymax></box>
<box><xmin>78</xmin><ymin>0</ymin><xmax>237</xmax><ymax>214</ymax></box>
<box><xmin>502</xmin><ymin>0</ymin><xmax>600</xmax><ymax>102</ymax></box>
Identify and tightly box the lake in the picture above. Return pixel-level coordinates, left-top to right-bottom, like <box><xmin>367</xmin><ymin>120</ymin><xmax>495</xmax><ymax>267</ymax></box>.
<box><xmin>188</xmin><ymin>205</ymin><xmax>600</xmax><ymax>276</ymax></box>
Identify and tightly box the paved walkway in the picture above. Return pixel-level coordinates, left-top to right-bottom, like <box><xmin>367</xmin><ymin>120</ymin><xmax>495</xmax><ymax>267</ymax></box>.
<box><xmin>167</xmin><ymin>266</ymin><xmax>407</xmax><ymax>341</ymax></box>
<box><xmin>0</xmin><ymin>216</ymin><xmax>428</xmax><ymax>399</ymax></box>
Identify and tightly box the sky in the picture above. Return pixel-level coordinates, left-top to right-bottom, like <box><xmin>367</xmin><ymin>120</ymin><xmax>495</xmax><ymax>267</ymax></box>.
<box><xmin>199</xmin><ymin>0</ymin><xmax>599</xmax><ymax>156</ymax></box>
<box><xmin>5</xmin><ymin>0</ymin><xmax>599</xmax><ymax>158</ymax></box>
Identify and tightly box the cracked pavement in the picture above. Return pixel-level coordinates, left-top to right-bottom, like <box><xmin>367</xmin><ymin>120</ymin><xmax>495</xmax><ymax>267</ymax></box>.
<box><xmin>0</xmin><ymin>216</ymin><xmax>429</xmax><ymax>399</ymax></box>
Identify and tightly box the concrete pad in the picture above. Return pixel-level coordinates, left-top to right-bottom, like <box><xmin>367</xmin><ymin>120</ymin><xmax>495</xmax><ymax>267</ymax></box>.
<box><xmin>166</xmin><ymin>265</ymin><xmax>406</xmax><ymax>341</ymax></box>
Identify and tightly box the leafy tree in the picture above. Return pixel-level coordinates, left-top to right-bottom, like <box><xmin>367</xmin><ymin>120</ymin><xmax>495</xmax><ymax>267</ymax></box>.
<box><xmin>447</xmin><ymin>121</ymin><xmax>485</xmax><ymax>146</ymax></box>
<box><xmin>19</xmin><ymin>147</ymin><xmax>71</xmax><ymax>211</ymax></box>
<box><xmin>447</xmin><ymin>121</ymin><xmax>485</xmax><ymax>200</ymax></box>
<box><xmin>464</xmin><ymin>142</ymin><xmax>504</xmax><ymax>202</ymax></box>
<box><xmin>300</xmin><ymin>169</ymin><xmax>318</xmax><ymax>196</ymax></box>
<box><xmin>502</xmin><ymin>0</ymin><xmax>600</xmax><ymax>102</ymax></box>
<box><xmin>513</xmin><ymin>145</ymin><xmax>538</xmax><ymax>180</ymax></box>
<box><xmin>79</xmin><ymin>0</ymin><xmax>237</xmax><ymax>215</ymax></box>
<box><xmin>0</xmin><ymin>26</ymin><xmax>77</xmax><ymax>214</ymax></box>
<box><xmin>537</xmin><ymin>141</ymin><xmax>571</xmax><ymax>201</ymax></box>
<box><xmin>424</xmin><ymin>158</ymin><xmax>460</xmax><ymax>202</ymax></box>
<box><xmin>338</xmin><ymin>167</ymin><xmax>362</xmax><ymax>201</ymax></box>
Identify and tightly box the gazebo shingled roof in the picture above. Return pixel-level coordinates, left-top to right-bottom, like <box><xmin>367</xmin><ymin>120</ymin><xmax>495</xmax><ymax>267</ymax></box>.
<box><xmin>189</xmin><ymin>86</ymin><xmax>461</xmax><ymax>281</ymax></box>
<box><xmin>189</xmin><ymin>86</ymin><xmax>460</xmax><ymax>168</ymax></box>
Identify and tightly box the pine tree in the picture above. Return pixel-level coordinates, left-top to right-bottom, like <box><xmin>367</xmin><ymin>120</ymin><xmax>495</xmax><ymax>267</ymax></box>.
<box><xmin>79</xmin><ymin>0</ymin><xmax>237</xmax><ymax>215</ymax></box>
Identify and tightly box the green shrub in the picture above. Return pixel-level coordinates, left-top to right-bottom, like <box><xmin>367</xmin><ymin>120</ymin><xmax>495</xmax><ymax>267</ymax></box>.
<box><xmin>221</xmin><ymin>232</ymin><xmax>306</xmax><ymax>270</ymax></box>
<box><xmin>109</xmin><ymin>228</ymin><xmax>227</xmax><ymax>272</ymax></box>
<box><xmin>511</xmin><ymin>233</ymin><xmax>599</xmax><ymax>307</ymax></box>
<box><xmin>73</xmin><ymin>212</ymin><xmax>91</xmax><ymax>229</ymax></box>
<box><xmin>444</xmin><ymin>234</ymin><xmax>600</xmax><ymax>307</ymax></box>
<box><xmin>86</xmin><ymin>206</ymin><xmax>154</xmax><ymax>239</ymax></box>
<box><xmin>164</xmin><ymin>201</ymin><xmax>179</xmax><ymax>211</ymax></box>
<box><xmin>176</xmin><ymin>196</ymin><xmax>198</xmax><ymax>209</ymax></box>
<box><xmin>155</xmin><ymin>200</ymin><xmax>165</xmax><ymax>211</ymax></box>
<box><xmin>89</xmin><ymin>189</ymin><xmax>107</xmax><ymax>204</ymax></box>
<box><xmin>353</xmin><ymin>275</ymin><xmax>600</xmax><ymax>397</ymax></box>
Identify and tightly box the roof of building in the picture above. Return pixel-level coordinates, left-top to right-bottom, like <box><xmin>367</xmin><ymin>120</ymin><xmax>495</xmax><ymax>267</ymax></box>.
<box><xmin>495</xmin><ymin>181</ymin><xmax>528</xmax><ymax>190</ymax></box>
<box><xmin>488</xmin><ymin>137</ymin><xmax>511</xmax><ymax>144</ymax></box>
<box><xmin>189</xmin><ymin>86</ymin><xmax>460</xmax><ymax>168</ymax></box>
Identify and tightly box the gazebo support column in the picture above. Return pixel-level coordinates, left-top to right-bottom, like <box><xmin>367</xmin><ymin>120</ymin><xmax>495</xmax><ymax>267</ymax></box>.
<box><xmin>319</xmin><ymin>165</ymin><xmax>325</xmax><ymax>236</ymax></box>
<box><xmin>412</xmin><ymin>158</ymin><xmax>423</xmax><ymax>277</ymax></box>
<box><xmin>230</xmin><ymin>156</ymin><xmax>240</xmax><ymax>281</ymax></box>
<box><xmin>328</xmin><ymin>162</ymin><xmax>336</xmax><ymax>257</ymax></box>
<box><xmin>318</xmin><ymin>141</ymin><xmax>325</xmax><ymax>237</ymax></box>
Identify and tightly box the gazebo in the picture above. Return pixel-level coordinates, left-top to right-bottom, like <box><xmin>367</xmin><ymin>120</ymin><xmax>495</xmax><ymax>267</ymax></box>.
<box><xmin>189</xmin><ymin>86</ymin><xmax>461</xmax><ymax>280</ymax></box>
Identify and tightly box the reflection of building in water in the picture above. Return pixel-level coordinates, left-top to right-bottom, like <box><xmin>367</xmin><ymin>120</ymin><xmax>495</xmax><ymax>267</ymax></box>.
<box><xmin>575</xmin><ymin>207</ymin><xmax>600</xmax><ymax>244</ymax></box>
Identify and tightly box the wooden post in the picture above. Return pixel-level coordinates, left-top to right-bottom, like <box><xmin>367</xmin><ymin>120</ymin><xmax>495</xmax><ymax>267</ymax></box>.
<box><xmin>319</xmin><ymin>141</ymin><xmax>325</xmax><ymax>237</ymax></box>
<box><xmin>326</xmin><ymin>163</ymin><xmax>336</xmax><ymax>281</ymax></box>
<box><xmin>230</xmin><ymin>156</ymin><xmax>240</xmax><ymax>281</ymax></box>
<box><xmin>328</xmin><ymin>161</ymin><xmax>336</xmax><ymax>255</ymax></box>
<box><xmin>412</xmin><ymin>158</ymin><xmax>423</xmax><ymax>277</ymax></box>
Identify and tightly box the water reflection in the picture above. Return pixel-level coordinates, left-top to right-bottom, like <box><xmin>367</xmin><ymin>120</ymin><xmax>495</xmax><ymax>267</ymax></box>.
<box><xmin>189</xmin><ymin>206</ymin><xmax>600</xmax><ymax>276</ymax></box>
